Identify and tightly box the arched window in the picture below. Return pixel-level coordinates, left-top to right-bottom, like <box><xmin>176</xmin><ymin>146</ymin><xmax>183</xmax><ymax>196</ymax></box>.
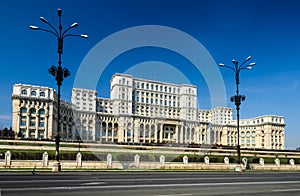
<box><xmin>40</xmin><ymin>91</ymin><xmax>45</xmax><ymax>97</ymax></box>
<box><xmin>139</xmin><ymin>124</ymin><xmax>144</xmax><ymax>138</ymax></box>
<box><xmin>102</xmin><ymin>122</ymin><xmax>106</xmax><ymax>136</ymax></box>
<box><xmin>21</xmin><ymin>108</ymin><xmax>27</xmax><ymax>113</ymax></box>
<box><xmin>39</xmin><ymin>109</ymin><xmax>45</xmax><ymax>115</ymax></box>
<box><xmin>114</xmin><ymin>123</ymin><xmax>118</xmax><ymax>137</ymax></box>
<box><xmin>246</xmin><ymin>131</ymin><xmax>250</xmax><ymax>137</ymax></box>
<box><xmin>29</xmin><ymin>108</ymin><xmax>36</xmax><ymax>114</ymax></box>
<box><xmin>241</xmin><ymin>131</ymin><xmax>245</xmax><ymax>137</ymax></box>
<box><xmin>21</xmin><ymin>89</ymin><xmax>27</xmax><ymax>95</ymax></box>
<box><xmin>108</xmin><ymin>123</ymin><xmax>112</xmax><ymax>136</ymax></box>
<box><xmin>31</xmin><ymin>91</ymin><xmax>36</xmax><ymax>96</ymax></box>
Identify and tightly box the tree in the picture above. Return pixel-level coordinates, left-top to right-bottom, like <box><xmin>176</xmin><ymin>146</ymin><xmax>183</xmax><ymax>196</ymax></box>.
<box><xmin>0</xmin><ymin>127</ymin><xmax>15</xmax><ymax>139</ymax></box>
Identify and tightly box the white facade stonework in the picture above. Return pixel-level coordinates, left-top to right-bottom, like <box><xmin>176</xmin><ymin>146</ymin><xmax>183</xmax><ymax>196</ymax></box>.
<box><xmin>11</xmin><ymin>74</ymin><xmax>285</xmax><ymax>149</ymax></box>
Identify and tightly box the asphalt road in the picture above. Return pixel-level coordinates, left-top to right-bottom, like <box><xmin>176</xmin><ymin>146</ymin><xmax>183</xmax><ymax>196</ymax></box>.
<box><xmin>0</xmin><ymin>171</ymin><xmax>300</xmax><ymax>196</ymax></box>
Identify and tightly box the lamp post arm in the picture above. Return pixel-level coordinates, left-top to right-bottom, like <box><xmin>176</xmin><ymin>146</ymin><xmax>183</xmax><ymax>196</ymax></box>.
<box><xmin>31</xmin><ymin>27</ymin><xmax>59</xmax><ymax>38</ymax></box>
<box><xmin>62</xmin><ymin>24</ymin><xmax>78</xmax><ymax>37</ymax></box>
<box><xmin>240</xmin><ymin>67</ymin><xmax>250</xmax><ymax>71</ymax></box>
<box><xmin>40</xmin><ymin>17</ymin><xmax>59</xmax><ymax>37</ymax></box>
<box><xmin>239</xmin><ymin>56</ymin><xmax>252</xmax><ymax>67</ymax></box>
<box><xmin>221</xmin><ymin>64</ymin><xmax>236</xmax><ymax>72</ymax></box>
<box><xmin>63</xmin><ymin>33</ymin><xmax>86</xmax><ymax>39</ymax></box>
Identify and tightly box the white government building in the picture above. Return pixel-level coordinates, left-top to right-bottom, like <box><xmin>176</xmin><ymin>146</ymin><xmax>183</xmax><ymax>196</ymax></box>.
<box><xmin>11</xmin><ymin>73</ymin><xmax>285</xmax><ymax>150</ymax></box>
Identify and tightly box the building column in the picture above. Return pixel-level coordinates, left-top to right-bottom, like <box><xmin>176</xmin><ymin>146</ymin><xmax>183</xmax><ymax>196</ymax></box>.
<box><xmin>26</xmin><ymin>113</ymin><xmax>30</xmax><ymax>138</ymax></box>
<box><xmin>92</xmin><ymin>118</ymin><xmax>96</xmax><ymax>141</ymax></box>
<box><xmin>184</xmin><ymin>126</ymin><xmax>188</xmax><ymax>143</ymax></box>
<box><xmin>149</xmin><ymin>124</ymin><xmax>153</xmax><ymax>143</ymax></box>
<box><xmin>154</xmin><ymin>123</ymin><xmax>158</xmax><ymax>143</ymax></box>
<box><xmin>16</xmin><ymin>112</ymin><xmax>20</xmax><ymax>138</ymax></box>
<box><xmin>180</xmin><ymin>125</ymin><xmax>184</xmax><ymax>143</ymax></box>
<box><xmin>159</xmin><ymin>123</ymin><xmax>163</xmax><ymax>142</ymax></box>
<box><xmin>44</xmin><ymin>114</ymin><xmax>49</xmax><ymax>139</ymax></box>
<box><xmin>175</xmin><ymin>125</ymin><xmax>179</xmax><ymax>143</ymax></box>
<box><xmin>124</xmin><ymin>122</ymin><xmax>128</xmax><ymax>142</ymax></box>
<box><xmin>134</xmin><ymin>121</ymin><xmax>139</xmax><ymax>143</ymax></box>
<box><xmin>144</xmin><ymin>124</ymin><xmax>147</xmax><ymax>143</ymax></box>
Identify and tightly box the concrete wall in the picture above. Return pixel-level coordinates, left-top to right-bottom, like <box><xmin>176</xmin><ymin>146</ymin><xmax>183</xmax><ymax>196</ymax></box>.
<box><xmin>1</xmin><ymin>151</ymin><xmax>299</xmax><ymax>171</ymax></box>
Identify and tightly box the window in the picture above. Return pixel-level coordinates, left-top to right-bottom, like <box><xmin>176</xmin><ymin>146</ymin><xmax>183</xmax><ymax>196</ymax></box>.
<box><xmin>40</xmin><ymin>91</ymin><xmax>45</xmax><ymax>97</ymax></box>
<box><xmin>21</xmin><ymin>108</ymin><xmax>27</xmax><ymax>113</ymax></box>
<box><xmin>21</xmin><ymin>89</ymin><xmax>27</xmax><ymax>95</ymax></box>
<box><xmin>31</xmin><ymin>91</ymin><xmax>36</xmax><ymax>96</ymax></box>
<box><xmin>39</xmin><ymin>109</ymin><xmax>45</xmax><ymax>115</ymax></box>
<box><xmin>246</xmin><ymin>131</ymin><xmax>250</xmax><ymax>137</ymax></box>
<box><xmin>30</xmin><ymin>108</ymin><xmax>36</xmax><ymax>114</ymax></box>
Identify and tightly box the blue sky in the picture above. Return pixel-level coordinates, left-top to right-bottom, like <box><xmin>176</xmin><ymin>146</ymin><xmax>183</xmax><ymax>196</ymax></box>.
<box><xmin>0</xmin><ymin>0</ymin><xmax>299</xmax><ymax>149</ymax></box>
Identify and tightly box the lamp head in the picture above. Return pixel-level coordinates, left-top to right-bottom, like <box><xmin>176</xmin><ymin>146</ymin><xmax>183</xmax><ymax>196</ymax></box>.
<box><xmin>232</xmin><ymin>59</ymin><xmax>238</xmax><ymax>66</ymax></box>
<box><xmin>230</xmin><ymin>96</ymin><xmax>235</xmax><ymax>102</ymax></box>
<box><xmin>249</xmin><ymin>62</ymin><xmax>256</xmax><ymax>66</ymax></box>
<box><xmin>246</xmin><ymin>56</ymin><xmax>252</xmax><ymax>61</ymax></box>
<box><xmin>81</xmin><ymin>34</ymin><xmax>88</xmax><ymax>38</ymax></box>
<box><xmin>29</xmin><ymin>25</ymin><xmax>39</xmax><ymax>30</ymax></box>
<box><xmin>240</xmin><ymin>95</ymin><xmax>246</xmax><ymax>101</ymax></box>
<box><xmin>40</xmin><ymin>17</ymin><xmax>48</xmax><ymax>23</ymax></box>
<box><xmin>218</xmin><ymin>63</ymin><xmax>225</xmax><ymax>67</ymax></box>
<box><xmin>57</xmin><ymin>8</ymin><xmax>62</xmax><ymax>17</ymax></box>
<box><xmin>71</xmin><ymin>23</ymin><xmax>78</xmax><ymax>28</ymax></box>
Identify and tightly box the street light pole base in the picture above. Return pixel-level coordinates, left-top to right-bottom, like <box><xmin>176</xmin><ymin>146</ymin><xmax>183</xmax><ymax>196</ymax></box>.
<box><xmin>52</xmin><ymin>161</ymin><xmax>61</xmax><ymax>172</ymax></box>
<box><xmin>234</xmin><ymin>164</ymin><xmax>243</xmax><ymax>173</ymax></box>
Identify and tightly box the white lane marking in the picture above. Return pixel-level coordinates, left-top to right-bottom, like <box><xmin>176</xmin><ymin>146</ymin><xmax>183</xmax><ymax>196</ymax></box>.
<box><xmin>0</xmin><ymin>177</ymin><xmax>253</xmax><ymax>184</ymax></box>
<box><xmin>273</xmin><ymin>189</ymin><xmax>300</xmax><ymax>192</ymax></box>
<box><xmin>2</xmin><ymin>180</ymin><xmax>300</xmax><ymax>192</ymax></box>
<box><xmin>152</xmin><ymin>194</ymin><xmax>192</xmax><ymax>196</ymax></box>
<box><xmin>81</xmin><ymin>182</ymin><xmax>106</xmax><ymax>185</ymax></box>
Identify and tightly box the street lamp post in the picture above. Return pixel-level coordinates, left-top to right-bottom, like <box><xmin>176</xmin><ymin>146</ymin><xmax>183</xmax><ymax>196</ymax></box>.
<box><xmin>219</xmin><ymin>56</ymin><xmax>255</xmax><ymax>165</ymax></box>
<box><xmin>30</xmin><ymin>8</ymin><xmax>88</xmax><ymax>172</ymax></box>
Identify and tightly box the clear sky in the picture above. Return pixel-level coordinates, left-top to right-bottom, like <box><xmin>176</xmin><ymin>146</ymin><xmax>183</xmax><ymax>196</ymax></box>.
<box><xmin>0</xmin><ymin>0</ymin><xmax>299</xmax><ymax>149</ymax></box>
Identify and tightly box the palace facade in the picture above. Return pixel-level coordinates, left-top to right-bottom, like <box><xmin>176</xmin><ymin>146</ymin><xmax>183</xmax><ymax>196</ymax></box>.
<box><xmin>11</xmin><ymin>73</ymin><xmax>285</xmax><ymax>149</ymax></box>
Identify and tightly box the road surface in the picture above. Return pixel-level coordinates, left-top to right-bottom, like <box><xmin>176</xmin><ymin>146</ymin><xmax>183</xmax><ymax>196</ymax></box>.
<box><xmin>0</xmin><ymin>171</ymin><xmax>300</xmax><ymax>195</ymax></box>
